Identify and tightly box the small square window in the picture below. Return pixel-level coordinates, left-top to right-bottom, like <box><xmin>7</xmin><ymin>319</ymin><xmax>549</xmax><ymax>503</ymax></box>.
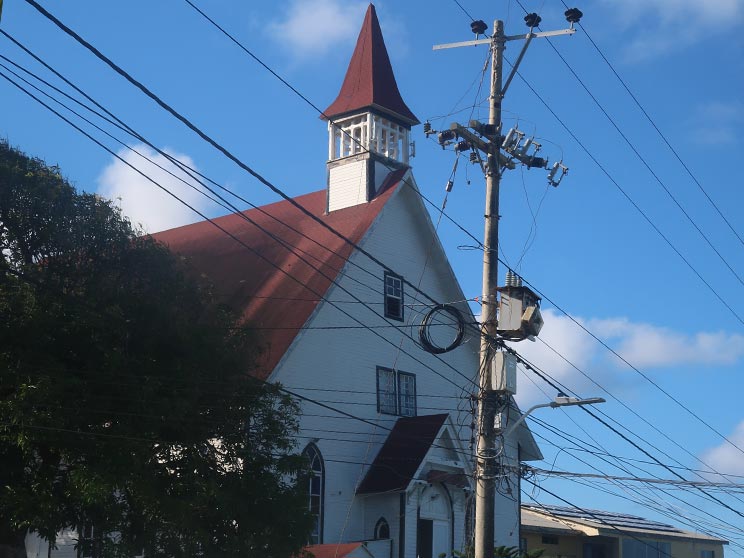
<box><xmin>384</xmin><ymin>272</ymin><xmax>404</xmax><ymax>321</ymax></box>
<box><xmin>542</xmin><ymin>535</ymin><xmax>559</xmax><ymax>545</ymax></box>
<box><xmin>701</xmin><ymin>551</ymin><xmax>715</xmax><ymax>558</ymax></box>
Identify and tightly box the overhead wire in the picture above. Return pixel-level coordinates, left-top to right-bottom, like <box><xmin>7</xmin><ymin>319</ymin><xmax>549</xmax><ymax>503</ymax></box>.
<box><xmin>526</xmin><ymin>419</ymin><xmax>744</xmax><ymax>540</ymax></box>
<box><xmin>506</xmin><ymin>344</ymin><xmax>744</xmax><ymax>519</ymax></box>
<box><xmin>534</xmin><ymin>334</ymin><xmax>744</xmax><ymax>495</ymax></box>
<box><xmin>512</xmin><ymin>0</ymin><xmax>744</xmax><ymax>292</ymax></box>
<box><xmin>16</xmin><ymin>1</ymin><xmax>742</xmax><ymax>467</ymax></box>
<box><xmin>0</xmin><ymin>62</ymin><xmax>484</xmax><ymax>465</ymax></box>
<box><xmin>0</xmin><ymin>42</ymin><xmax>453</xmax><ymax>327</ymax></box>
<box><xmin>522</xmin><ymin>480</ymin><xmax>737</xmax><ymax>557</ymax></box>
<box><xmin>0</xmin><ymin>70</ymin><xmax>484</xmax><ymax>406</ymax></box>
<box><xmin>429</xmin><ymin>1</ymin><xmax>744</xmax><ymax>458</ymax></box>
<box><xmin>533</xmin><ymin>468</ymin><xmax>744</xmax><ymax>491</ymax></box>
<box><xmin>17</xmin><ymin>0</ymin><xmax>478</xmax><ymax>339</ymax></box>
<box><xmin>179</xmin><ymin>5</ymin><xmax>744</xmax><ymax>540</ymax></box>
<box><xmin>13</xmin><ymin>0</ymin><xmax>744</xmax><ymax>544</ymax></box>
<box><xmin>558</xmin><ymin>0</ymin><xmax>744</xmax><ymax>250</ymax></box>
<box><xmin>182</xmin><ymin>0</ymin><xmax>744</xmax><ymax>525</ymax></box>
<box><xmin>540</xmin><ymin>475</ymin><xmax>744</xmax><ymax>551</ymax></box>
<box><xmin>515</xmin><ymin>368</ymin><xmax>744</xmax><ymax>538</ymax></box>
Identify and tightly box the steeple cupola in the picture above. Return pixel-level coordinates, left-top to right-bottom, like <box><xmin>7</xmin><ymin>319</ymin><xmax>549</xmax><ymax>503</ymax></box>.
<box><xmin>322</xmin><ymin>4</ymin><xmax>419</xmax><ymax>212</ymax></box>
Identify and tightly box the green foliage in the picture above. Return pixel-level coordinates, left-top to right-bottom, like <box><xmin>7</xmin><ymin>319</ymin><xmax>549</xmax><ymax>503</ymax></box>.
<box><xmin>0</xmin><ymin>140</ymin><xmax>313</xmax><ymax>557</ymax></box>
<box><xmin>452</xmin><ymin>545</ymin><xmax>546</xmax><ymax>558</ymax></box>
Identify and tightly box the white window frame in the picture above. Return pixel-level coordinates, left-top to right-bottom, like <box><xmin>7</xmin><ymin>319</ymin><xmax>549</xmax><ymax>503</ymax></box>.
<box><xmin>384</xmin><ymin>272</ymin><xmax>404</xmax><ymax>321</ymax></box>
<box><xmin>303</xmin><ymin>443</ymin><xmax>325</xmax><ymax>545</ymax></box>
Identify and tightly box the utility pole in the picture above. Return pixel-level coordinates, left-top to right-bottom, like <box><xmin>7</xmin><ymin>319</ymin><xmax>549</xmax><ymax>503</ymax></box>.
<box><xmin>474</xmin><ymin>20</ymin><xmax>504</xmax><ymax>558</ymax></box>
<box><xmin>432</xmin><ymin>10</ymin><xmax>582</xmax><ymax>558</ymax></box>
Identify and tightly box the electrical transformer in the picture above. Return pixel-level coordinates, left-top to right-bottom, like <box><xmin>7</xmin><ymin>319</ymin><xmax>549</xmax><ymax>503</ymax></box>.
<box><xmin>496</xmin><ymin>284</ymin><xmax>544</xmax><ymax>341</ymax></box>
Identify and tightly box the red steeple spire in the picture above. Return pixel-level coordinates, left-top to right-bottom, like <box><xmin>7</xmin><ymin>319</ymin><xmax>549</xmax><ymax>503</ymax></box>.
<box><xmin>322</xmin><ymin>4</ymin><xmax>419</xmax><ymax>126</ymax></box>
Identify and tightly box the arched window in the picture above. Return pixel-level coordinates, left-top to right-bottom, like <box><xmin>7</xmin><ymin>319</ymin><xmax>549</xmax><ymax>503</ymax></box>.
<box><xmin>303</xmin><ymin>443</ymin><xmax>324</xmax><ymax>544</ymax></box>
<box><xmin>374</xmin><ymin>517</ymin><xmax>390</xmax><ymax>540</ymax></box>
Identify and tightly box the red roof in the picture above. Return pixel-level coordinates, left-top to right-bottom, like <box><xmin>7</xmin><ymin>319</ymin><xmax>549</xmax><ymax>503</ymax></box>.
<box><xmin>152</xmin><ymin>179</ymin><xmax>403</xmax><ymax>380</ymax></box>
<box><xmin>323</xmin><ymin>4</ymin><xmax>419</xmax><ymax>125</ymax></box>
<box><xmin>356</xmin><ymin>414</ymin><xmax>448</xmax><ymax>494</ymax></box>
<box><xmin>305</xmin><ymin>543</ymin><xmax>365</xmax><ymax>558</ymax></box>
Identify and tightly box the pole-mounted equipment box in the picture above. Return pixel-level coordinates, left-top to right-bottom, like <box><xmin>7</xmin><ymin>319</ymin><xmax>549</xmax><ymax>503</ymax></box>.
<box><xmin>496</xmin><ymin>284</ymin><xmax>543</xmax><ymax>341</ymax></box>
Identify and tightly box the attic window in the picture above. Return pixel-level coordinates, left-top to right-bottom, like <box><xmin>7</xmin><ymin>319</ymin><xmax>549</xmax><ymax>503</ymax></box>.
<box><xmin>384</xmin><ymin>272</ymin><xmax>404</xmax><ymax>321</ymax></box>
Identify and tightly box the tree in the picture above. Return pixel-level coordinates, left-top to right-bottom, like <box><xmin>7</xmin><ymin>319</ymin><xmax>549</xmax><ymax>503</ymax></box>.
<box><xmin>0</xmin><ymin>140</ymin><xmax>313</xmax><ymax>557</ymax></box>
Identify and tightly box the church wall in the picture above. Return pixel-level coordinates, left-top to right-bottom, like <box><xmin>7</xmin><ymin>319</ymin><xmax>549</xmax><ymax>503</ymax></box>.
<box><xmin>269</xmin><ymin>176</ymin><xmax>481</xmax><ymax>549</ymax></box>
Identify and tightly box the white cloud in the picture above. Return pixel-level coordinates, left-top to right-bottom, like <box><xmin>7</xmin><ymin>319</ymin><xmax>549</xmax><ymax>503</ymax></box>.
<box><xmin>510</xmin><ymin>310</ymin><xmax>744</xmax><ymax>407</ymax></box>
<box><xmin>97</xmin><ymin>144</ymin><xmax>212</xmax><ymax>233</ymax></box>
<box><xmin>601</xmin><ymin>0</ymin><xmax>743</xmax><ymax>60</ymax></box>
<box><xmin>700</xmin><ymin>420</ymin><xmax>744</xmax><ymax>476</ymax></box>
<box><xmin>268</xmin><ymin>0</ymin><xmax>368</xmax><ymax>59</ymax></box>
<box><xmin>589</xmin><ymin>317</ymin><xmax>744</xmax><ymax>367</ymax></box>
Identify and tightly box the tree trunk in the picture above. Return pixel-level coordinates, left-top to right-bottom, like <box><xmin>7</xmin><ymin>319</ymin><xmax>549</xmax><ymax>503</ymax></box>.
<box><xmin>0</xmin><ymin>536</ymin><xmax>27</xmax><ymax>558</ymax></box>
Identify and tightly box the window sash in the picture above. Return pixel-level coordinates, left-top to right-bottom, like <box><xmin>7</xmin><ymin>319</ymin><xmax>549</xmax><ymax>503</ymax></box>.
<box><xmin>384</xmin><ymin>273</ymin><xmax>404</xmax><ymax>320</ymax></box>
<box><xmin>398</xmin><ymin>372</ymin><xmax>416</xmax><ymax>417</ymax></box>
<box><xmin>377</xmin><ymin>367</ymin><xmax>398</xmax><ymax>414</ymax></box>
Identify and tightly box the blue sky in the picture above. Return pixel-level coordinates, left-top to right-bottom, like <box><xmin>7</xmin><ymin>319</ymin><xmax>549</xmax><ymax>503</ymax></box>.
<box><xmin>2</xmin><ymin>0</ymin><xmax>743</xmax><ymax>552</ymax></box>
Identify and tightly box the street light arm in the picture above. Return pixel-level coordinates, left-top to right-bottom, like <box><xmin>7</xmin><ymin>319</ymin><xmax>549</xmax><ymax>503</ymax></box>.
<box><xmin>500</xmin><ymin>402</ymin><xmax>552</xmax><ymax>438</ymax></box>
<box><xmin>501</xmin><ymin>397</ymin><xmax>606</xmax><ymax>438</ymax></box>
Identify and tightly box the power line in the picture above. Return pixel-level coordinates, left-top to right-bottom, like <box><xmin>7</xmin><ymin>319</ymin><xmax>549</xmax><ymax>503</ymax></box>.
<box><xmin>510</xmin><ymin>347</ymin><xmax>744</xmax><ymax>519</ymax></box>
<box><xmin>560</xmin><ymin>0</ymin><xmax>744</xmax><ymax>250</ymax></box>
<box><xmin>0</xmin><ymin>73</ymin><xmax>485</xmax><ymax>470</ymax></box>
<box><xmin>526</xmin><ymin>421</ymin><xmax>744</xmax><ymax>537</ymax></box>
<box><xmin>4</xmin><ymin>8</ymin><xmax>492</xmax><ymax>398</ymax></box>
<box><xmin>518</xmin><ymin>370</ymin><xmax>744</xmax><ymax>535</ymax></box>
<box><xmin>533</xmin><ymin>335</ymin><xmax>744</xmax><ymax>492</ymax></box>
<box><xmin>16</xmin><ymin>3</ymin><xmax>744</xmax><ymax>544</ymax></box>
<box><xmin>450</xmin><ymin>0</ymin><xmax>476</xmax><ymax>22</ymax></box>
<box><xmin>522</xmin><ymin>480</ymin><xmax>733</xmax><ymax>555</ymax></box>
<box><xmin>531</xmin><ymin>468</ymin><xmax>744</xmax><ymax>491</ymax></box>
<box><xmin>436</xmin><ymin>2</ymin><xmax>744</xmax><ymax>461</ymax></box>
<box><xmin>167</xmin><ymin>3</ymin><xmax>744</xmax><ymax>544</ymax></box>
<box><xmin>0</xmin><ymin>61</ymin><xmax>482</xmax><ymax>397</ymax></box>
<box><xmin>512</xmin><ymin>0</ymin><xmax>744</xmax><ymax>291</ymax></box>
<box><xmin>17</xmin><ymin>0</ymin><xmax>466</xmax><ymax>328</ymax></box>
<box><xmin>0</xmin><ymin>70</ymin><xmax>482</xmax><ymax>464</ymax></box>
<box><xmin>508</xmin><ymin>59</ymin><xmax>744</xmax><ymax>327</ymax></box>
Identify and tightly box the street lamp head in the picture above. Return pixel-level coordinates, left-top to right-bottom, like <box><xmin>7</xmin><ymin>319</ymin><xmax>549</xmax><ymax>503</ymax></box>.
<box><xmin>551</xmin><ymin>394</ymin><xmax>606</xmax><ymax>408</ymax></box>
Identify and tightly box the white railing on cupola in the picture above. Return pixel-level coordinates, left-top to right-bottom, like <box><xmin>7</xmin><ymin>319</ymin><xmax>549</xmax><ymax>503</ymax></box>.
<box><xmin>328</xmin><ymin>113</ymin><xmax>410</xmax><ymax>165</ymax></box>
